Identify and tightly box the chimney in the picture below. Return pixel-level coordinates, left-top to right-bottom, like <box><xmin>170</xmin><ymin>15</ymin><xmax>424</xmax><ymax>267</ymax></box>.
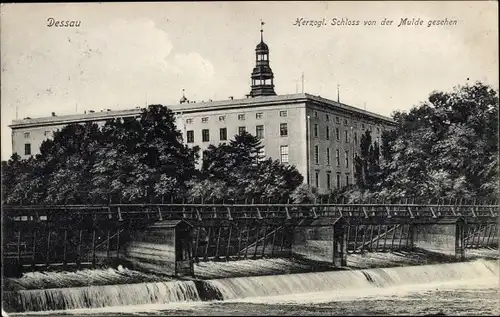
<box><xmin>229</xmin><ymin>96</ymin><xmax>234</xmax><ymax>100</ymax></box>
<box><xmin>51</xmin><ymin>112</ymin><xmax>56</xmax><ymax>116</ymax></box>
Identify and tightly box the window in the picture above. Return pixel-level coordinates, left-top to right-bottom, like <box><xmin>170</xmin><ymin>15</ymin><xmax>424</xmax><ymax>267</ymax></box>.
<box><xmin>314</xmin><ymin>145</ymin><xmax>319</xmax><ymax>164</ymax></box>
<box><xmin>346</xmin><ymin>174</ymin><xmax>350</xmax><ymax>186</ymax></box>
<box><xmin>344</xmin><ymin>119</ymin><xmax>348</xmax><ymax>125</ymax></box>
<box><xmin>187</xmin><ymin>130</ymin><xmax>194</xmax><ymax>143</ymax></box>
<box><xmin>202</xmin><ymin>129</ymin><xmax>210</xmax><ymax>142</ymax></box>
<box><xmin>256</xmin><ymin>112</ymin><xmax>263</xmax><ymax>119</ymax></box>
<box><xmin>354</xmin><ymin>121</ymin><xmax>358</xmax><ymax>128</ymax></box>
<box><xmin>326</xmin><ymin>148</ymin><xmax>331</xmax><ymax>165</ymax></box>
<box><xmin>326</xmin><ymin>114</ymin><xmax>330</xmax><ymax>121</ymax></box>
<box><xmin>314</xmin><ymin>124</ymin><xmax>318</xmax><ymax>138</ymax></box>
<box><xmin>280</xmin><ymin>145</ymin><xmax>289</xmax><ymax>163</ymax></box>
<box><xmin>186</xmin><ymin>118</ymin><xmax>193</xmax><ymax>124</ymax></box>
<box><xmin>256</xmin><ymin>125</ymin><xmax>264</xmax><ymax>139</ymax></box>
<box><xmin>362</xmin><ymin>123</ymin><xmax>365</xmax><ymax>129</ymax></box>
<box><xmin>345</xmin><ymin>131</ymin><xmax>349</xmax><ymax>143</ymax></box>
<box><xmin>238</xmin><ymin>114</ymin><xmax>245</xmax><ymax>120</ymax></box>
<box><xmin>201</xmin><ymin>117</ymin><xmax>208</xmax><ymax>123</ymax></box>
<box><xmin>336</xmin><ymin>128</ymin><xmax>340</xmax><ymax>141</ymax></box>
<box><xmin>326</xmin><ymin>172</ymin><xmax>331</xmax><ymax>189</ymax></box>
<box><xmin>279</xmin><ymin>110</ymin><xmax>288</xmax><ymax>117</ymax></box>
<box><xmin>315</xmin><ymin>170</ymin><xmax>320</xmax><ymax>188</ymax></box>
<box><xmin>258</xmin><ymin>147</ymin><xmax>265</xmax><ymax>162</ymax></box>
<box><xmin>345</xmin><ymin>150</ymin><xmax>349</xmax><ymax>168</ymax></box>
<box><xmin>336</xmin><ymin>116</ymin><xmax>340</xmax><ymax>124</ymax></box>
<box><xmin>280</xmin><ymin>123</ymin><xmax>288</xmax><ymax>136</ymax></box>
<box><xmin>326</xmin><ymin>126</ymin><xmax>330</xmax><ymax>140</ymax></box>
<box><xmin>314</xmin><ymin>111</ymin><xmax>318</xmax><ymax>118</ymax></box>
<box><xmin>336</xmin><ymin>173</ymin><xmax>341</xmax><ymax>188</ymax></box>
<box><xmin>44</xmin><ymin>130</ymin><xmax>51</xmax><ymax>136</ymax></box>
<box><xmin>220</xmin><ymin>128</ymin><xmax>227</xmax><ymax>141</ymax></box>
<box><xmin>354</xmin><ymin>131</ymin><xmax>358</xmax><ymax>144</ymax></box>
<box><xmin>336</xmin><ymin>149</ymin><xmax>340</xmax><ymax>166</ymax></box>
<box><xmin>238</xmin><ymin>126</ymin><xmax>246</xmax><ymax>135</ymax></box>
<box><xmin>24</xmin><ymin>143</ymin><xmax>31</xmax><ymax>155</ymax></box>
<box><xmin>24</xmin><ymin>132</ymin><xmax>30</xmax><ymax>138</ymax></box>
<box><xmin>219</xmin><ymin>115</ymin><xmax>226</xmax><ymax>122</ymax></box>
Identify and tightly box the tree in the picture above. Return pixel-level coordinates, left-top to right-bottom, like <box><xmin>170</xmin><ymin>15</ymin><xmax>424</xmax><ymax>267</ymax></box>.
<box><xmin>354</xmin><ymin>130</ymin><xmax>381</xmax><ymax>191</ymax></box>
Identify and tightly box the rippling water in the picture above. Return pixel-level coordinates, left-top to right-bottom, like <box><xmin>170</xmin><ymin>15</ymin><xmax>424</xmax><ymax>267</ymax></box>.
<box><xmin>9</xmin><ymin>264</ymin><xmax>499</xmax><ymax>316</ymax></box>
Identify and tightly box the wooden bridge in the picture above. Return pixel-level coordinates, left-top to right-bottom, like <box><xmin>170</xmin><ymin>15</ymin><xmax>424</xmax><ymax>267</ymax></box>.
<box><xmin>2</xmin><ymin>202</ymin><xmax>498</xmax><ymax>274</ymax></box>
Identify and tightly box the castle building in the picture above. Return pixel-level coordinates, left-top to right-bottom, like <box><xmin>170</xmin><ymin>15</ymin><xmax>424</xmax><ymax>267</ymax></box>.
<box><xmin>9</xmin><ymin>24</ymin><xmax>395</xmax><ymax>194</ymax></box>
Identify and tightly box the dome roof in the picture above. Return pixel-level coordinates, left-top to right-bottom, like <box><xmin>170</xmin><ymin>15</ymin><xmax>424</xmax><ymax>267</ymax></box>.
<box><xmin>256</xmin><ymin>41</ymin><xmax>269</xmax><ymax>51</ymax></box>
<box><xmin>180</xmin><ymin>95</ymin><xmax>188</xmax><ymax>104</ymax></box>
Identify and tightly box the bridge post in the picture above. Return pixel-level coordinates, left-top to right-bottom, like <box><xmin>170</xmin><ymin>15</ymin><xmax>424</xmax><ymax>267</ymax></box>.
<box><xmin>455</xmin><ymin>217</ymin><xmax>466</xmax><ymax>261</ymax></box>
<box><xmin>332</xmin><ymin>218</ymin><xmax>347</xmax><ymax>267</ymax></box>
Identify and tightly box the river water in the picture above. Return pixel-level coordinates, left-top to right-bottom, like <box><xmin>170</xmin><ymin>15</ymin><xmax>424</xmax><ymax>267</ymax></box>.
<box><xmin>5</xmin><ymin>259</ymin><xmax>499</xmax><ymax>316</ymax></box>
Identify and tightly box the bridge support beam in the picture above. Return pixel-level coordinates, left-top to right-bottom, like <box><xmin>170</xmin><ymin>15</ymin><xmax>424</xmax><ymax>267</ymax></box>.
<box><xmin>332</xmin><ymin>219</ymin><xmax>347</xmax><ymax>267</ymax></box>
<box><xmin>455</xmin><ymin>218</ymin><xmax>466</xmax><ymax>261</ymax></box>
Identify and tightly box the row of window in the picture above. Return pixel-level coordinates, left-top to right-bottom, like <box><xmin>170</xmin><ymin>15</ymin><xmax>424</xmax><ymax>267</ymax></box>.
<box><xmin>314</xmin><ymin>170</ymin><xmax>350</xmax><ymax>190</ymax></box>
<box><xmin>313</xmin><ymin>125</ymin><xmax>358</xmax><ymax>144</ymax></box>
<box><xmin>187</xmin><ymin>123</ymin><xmax>289</xmax><ymax>143</ymax></box>
<box><xmin>186</xmin><ymin>110</ymin><xmax>289</xmax><ymax>125</ymax></box>
<box><xmin>311</xmin><ymin>110</ymin><xmax>380</xmax><ymax>132</ymax></box>
<box><xmin>314</xmin><ymin>146</ymin><xmax>354</xmax><ymax>167</ymax></box>
<box><xmin>23</xmin><ymin>131</ymin><xmax>52</xmax><ymax>139</ymax></box>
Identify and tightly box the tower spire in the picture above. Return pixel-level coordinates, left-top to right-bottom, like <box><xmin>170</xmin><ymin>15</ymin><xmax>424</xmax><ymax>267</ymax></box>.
<box><xmin>249</xmin><ymin>20</ymin><xmax>276</xmax><ymax>98</ymax></box>
<box><xmin>260</xmin><ymin>19</ymin><xmax>265</xmax><ymax>42</ymax></box>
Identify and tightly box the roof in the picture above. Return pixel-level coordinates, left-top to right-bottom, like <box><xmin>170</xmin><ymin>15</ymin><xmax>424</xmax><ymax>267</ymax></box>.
<box><xmin>149</xmin><ymin>219</ymin><xmax>193</xmax><ymax>229</ymax></box>
<box><xmin>256</xmin><ymin>41</ymin><xmax>269</xmax><ymax>51</ymax></box>
<box><xmin>9</xmin><ymin>93</ymin><xmax>396</xmax><ymax>129</ymax></box>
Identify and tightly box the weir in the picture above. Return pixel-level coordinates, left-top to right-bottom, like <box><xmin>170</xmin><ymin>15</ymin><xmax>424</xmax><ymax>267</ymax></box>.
<box><xmin>3</xmin><ymin>259</ymin><xmax>498</xmax><ymax>313</ymax></box>
<box><xmin>2</xmin><ymin>202</ymin><xmax>498</xmax><ymax>276</ymax></box>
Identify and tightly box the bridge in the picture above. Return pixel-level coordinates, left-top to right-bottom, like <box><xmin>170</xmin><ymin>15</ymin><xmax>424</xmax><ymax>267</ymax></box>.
<box><xmin>2</xmin><ymin>202</ymin><xmax>498</xmax><ymax>275</ymax></box>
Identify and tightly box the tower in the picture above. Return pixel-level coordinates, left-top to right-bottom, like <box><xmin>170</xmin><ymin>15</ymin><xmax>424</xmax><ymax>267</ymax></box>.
<box><xmin>249</xmin><ymin>20</ymin><xmax>276</xmax><ymax>97</ymax></box>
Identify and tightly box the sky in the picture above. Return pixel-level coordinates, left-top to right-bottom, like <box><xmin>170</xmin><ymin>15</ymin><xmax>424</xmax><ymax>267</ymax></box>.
<box><xmin>1</xmin><ymin>1</ymin><xmax>498</xmax><ymax>160</ymax></box>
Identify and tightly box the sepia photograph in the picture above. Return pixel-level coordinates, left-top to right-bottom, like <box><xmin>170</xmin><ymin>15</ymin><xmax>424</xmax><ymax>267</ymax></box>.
<box><xmin>1</xmin><ymin>1</ymin><xmax>498</xmax><ymax>316</ymax></box>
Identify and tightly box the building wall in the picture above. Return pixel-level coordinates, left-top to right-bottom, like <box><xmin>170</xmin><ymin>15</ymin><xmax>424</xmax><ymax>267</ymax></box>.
<box><xmin>305</xmin><ymin>103</ymin><xmax>393</xmax><ymax>194</ymax></box>
<box><xmin>176</xmin><ymin>102</ymin><xmax>309</xmax><ymax>177</ymax></box>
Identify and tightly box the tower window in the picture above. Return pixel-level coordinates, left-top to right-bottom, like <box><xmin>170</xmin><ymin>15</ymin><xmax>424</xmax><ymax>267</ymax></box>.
<box><xmin>238</xmin><ymin>126</ymin><xmax>246</xmax><ymax>135</ymax></box>
<box><xmin>314</xmin><ymin>145</ymin><xmax>319</xmax><ymax>164</ymax></box>
<box><xmin>279</xmin><ymin>110</ymin><xmax>288</xmax><ymax>117</ymax></box>
<box><xmin>187</xmin><ymin>130</ymin><xmax>194</xmax><ymax>143</ymax></box>
<box><xmin>280</xmin><ymin>145</ymin><xmax>289</xmax><ymax>163</ymax></box>
<box><xmin>201</xmin><ymin>117</ymin><xmax>209</xmax><ymax>123</ymax></box>
<box><xmin>186</xmin><ymin>118</ymin><xmax>193</xmax><ymax>124</ymax></box>
<box><xmin>202</xmin><ymin>129</ymin><xmax>210</xmax><ymax>142</ymax></box>
<box><xmin>220</xmin><ymin>128</ymin><xmax>227</xmax><ymax>141</ymax></box>
<box><xmin>256</xmin><ymin>125</ymin><xmax>264</xmax><ymax>139</ymax></box>
<box><xmin>219</xmin><ymin>115</ymin><xmax>226</xmax><ymax>122</ymax></box>
<box><xmin>314</xmin><ymin>124</ymin><xmax>318</xmax><ymax>138</ymax></box>
<box><xmin>24</xmin><ymin>143</ymin><xmax>31</xmax><ymax>155</ymax></box>
<box><xmin>238</xmin><ymin>114</ymin><xmax>245</xmax><ymax>120</ymax></box>
<box><xmin>280</xmin><ymin>123</ymin><xmax>288</xmax><ymax>136</ymax></box>
<box><xmin>256</xmin><ymin>112</ymin><xmax>263</xmax><ymax>119</ymax></box>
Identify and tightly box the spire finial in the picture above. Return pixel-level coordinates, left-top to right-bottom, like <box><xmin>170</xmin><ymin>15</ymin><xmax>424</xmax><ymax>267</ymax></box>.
<box><xmin>182</xmin><ymin>88</ymin><xmax>185</xmax><ymax>97</ymax></box>
<box><xmin>260</xmin><ymin>19</ymin><xmax>265</xmax><ymax>42</ymax></box>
